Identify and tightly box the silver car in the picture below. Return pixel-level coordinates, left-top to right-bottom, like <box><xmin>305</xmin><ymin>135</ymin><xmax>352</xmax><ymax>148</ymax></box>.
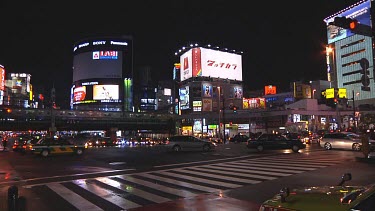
<box><xmin>320</xmin><ymin>132</ymin><xmax>362</xmax><ymax>151</ymax></box>
<box><xmin>165</xmin><ymin>135</ymin><xmax>216</xmax><ymax>152</ymax></box>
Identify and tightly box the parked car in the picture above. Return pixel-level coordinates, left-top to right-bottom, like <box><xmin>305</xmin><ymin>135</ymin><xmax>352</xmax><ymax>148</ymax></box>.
<box><xmin>165</xmin><ymin>135</ymin><xmax>216</xmax><ymax>152</ymax></box>
<box><xmin>259</xmin><ymin>173</ymin><xmax>375</xmax><ymax>211</ymax></box>
<box><xmin>320</xmin><ymin>132</ymin><xmax>362</xmax><ymax>151</ymax></box>
<box><xmin>247</xmin><ymin>133</ymin><xmax>306</xmax><ymax>153</ymax></box>
<box><xmin>231</xmin><ymin>134</ymin><xmax>249</xmax><ymax>143</ymax></box>
<box><xmin>31</xmin><ymin>137</ymin><xmax>85</xmax><ymax>157</ymax></box>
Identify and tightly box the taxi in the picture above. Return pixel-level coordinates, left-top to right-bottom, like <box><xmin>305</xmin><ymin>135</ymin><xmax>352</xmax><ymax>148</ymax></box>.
<box><xmin>30</xmin><ymin>137</ymin><xmax>85</xmax><ymax>157</ymax></box>
<box><xmin>259</xmin><ymin>173</ymin><xmax>375</xmax><ymax>211</ymax></box>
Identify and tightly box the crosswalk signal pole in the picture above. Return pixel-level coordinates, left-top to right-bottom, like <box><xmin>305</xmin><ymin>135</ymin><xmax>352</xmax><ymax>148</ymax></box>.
<box><xmin>352</xmin><ymin>90</ymin><xmax>356</xmax><ymax>133</ymax></box>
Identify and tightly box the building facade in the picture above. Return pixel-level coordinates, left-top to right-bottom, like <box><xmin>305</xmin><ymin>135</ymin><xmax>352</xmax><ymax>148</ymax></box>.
<box><xmin>324</xmin><ymin>0</ymin><xmax>375</xmax><ymax>108</ymax></box>
<box><xmin>71</xmin><ymin>36</ymin><xmax>134</xmax><ymax>111</ymax></box>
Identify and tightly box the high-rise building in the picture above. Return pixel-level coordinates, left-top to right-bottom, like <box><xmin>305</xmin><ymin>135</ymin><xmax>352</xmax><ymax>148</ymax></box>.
<box><xmin>323</xmin><ymin>0</ymin><xmax>374</xmax><ymax>108</ymax></box>
<box><xmin>71</xmin><ymin>36</ymin><xmax>134</xmax><ymax>111</ymax></box>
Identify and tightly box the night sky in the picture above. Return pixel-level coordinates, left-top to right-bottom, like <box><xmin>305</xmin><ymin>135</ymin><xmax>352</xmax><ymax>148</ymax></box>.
<box><xmin>0</xmin><ymin>0</ymin><xmax>360</xmax><ymax>108</ymax></box>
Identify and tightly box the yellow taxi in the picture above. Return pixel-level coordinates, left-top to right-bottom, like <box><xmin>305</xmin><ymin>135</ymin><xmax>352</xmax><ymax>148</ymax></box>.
<box><xmin>30</xmin><ymin>137</ymin><xmax>85</xmax><ymax>157</ymax></box>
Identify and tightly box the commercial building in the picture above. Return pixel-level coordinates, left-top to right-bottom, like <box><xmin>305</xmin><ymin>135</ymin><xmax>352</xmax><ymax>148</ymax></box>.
<box><xmin>71</xmin><ymin>36</ymin><xmax>134</xmax><ymax>111</ymax></box>
<box><xmin>323</xmin><ymin>0</ymin><xmax>375</xmax><ymax>108</ymax></box>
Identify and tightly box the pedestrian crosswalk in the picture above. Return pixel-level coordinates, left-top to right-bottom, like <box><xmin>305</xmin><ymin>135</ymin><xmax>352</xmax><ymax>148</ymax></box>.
<box><xmin>26</xmin><ymin>153</ymin><xmax>347</xmax><ymax>210</ymax></box>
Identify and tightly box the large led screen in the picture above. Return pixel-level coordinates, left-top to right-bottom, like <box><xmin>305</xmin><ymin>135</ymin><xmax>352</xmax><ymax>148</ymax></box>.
<box><xmin>93</xmin><ymin>85</ymin><xmax>119</xmax><ymax>100</ymax></box>
<box><xmin>180</xmin><ymin>47</ymin><xmax>242</xmax><ymax>82</ymax></box>
<box><xmin>325</xmin><ymin>0</ymin><xmax>371</xmax><ymax>44</ymax></box>
<box><xmin>73</xmin><ymin>51</ymin><xmax>123</xmax><ymax>82</ymax></box>
<box><xmin>73</xmin><ymin>86</ymin><xmax>87</xmax><ymax>102</ymax></box>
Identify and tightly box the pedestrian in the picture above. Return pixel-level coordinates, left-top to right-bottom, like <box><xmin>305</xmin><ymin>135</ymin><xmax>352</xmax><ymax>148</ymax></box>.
<box><xmin>2</xmin><ymin>135</ymin><xmax>8</xmax><ymax>151</ymax></box>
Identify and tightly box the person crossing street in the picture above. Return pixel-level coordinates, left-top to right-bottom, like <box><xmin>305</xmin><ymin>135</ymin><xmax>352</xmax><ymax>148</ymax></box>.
<box><xmin>1</xmin><ymin>135</ymin><xmax>8</xmax><ymax>151</ymax></box>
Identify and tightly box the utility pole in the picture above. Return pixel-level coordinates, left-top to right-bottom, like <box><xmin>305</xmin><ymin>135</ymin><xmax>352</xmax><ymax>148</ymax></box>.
<box><xmin>352</xmin><ymin>90</ymin><xmax>356</xmax><ymax>132</ymax></box>
<box><xmin>222</xmin><ymin>97</ymin><xmax>226</xmax><ymax>144</ymax></box>
<box><xmin>49</xmin><ymin>86</ymin><xmax>56</xmax><ymax>136</ymax></box>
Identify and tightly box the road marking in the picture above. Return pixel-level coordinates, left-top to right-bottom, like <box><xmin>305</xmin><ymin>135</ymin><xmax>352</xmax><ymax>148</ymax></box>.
<box><xmin>199</xmin><ymin>165</ymin><xmax>292</xmax><ymax>177</ymax></box>
<box><xmin>174</xmin><ymin>168</ymin><xmax>272</xmax><ymax>183</ymax></box>
<box><xmin>138</xmin><ymin>173</ymin><xmax>222</xmax><ymax>193</ymax></box>
<box><xmin>95</xmin><ymin>177</ymin><xmax>170</xmax><ymax>203</ymax></box>
<box><xmin>21</xmin><ymin>169</ymin><xmax>135</xmax><ymax>188</ymax></box>
<box><xmin>47</xmin><ymin>183</ymin><xmax>103</xmax><ymax>211</ymax></box>
<box><xmin>72</xmin><ymin>179</ymin><xmax>141</xmax><ymax>210</ymax></box>
<box><xmin>157</xmin><ymin>171</ymin><xmax>246</xmax><ymax>188</ymax></box>
<box><xmin>213</xmin><ymin>163</ymin><xmax>304</xmax><ymax>174</ymax></box>
<box><xmin>115</xmin><ymin>175</ymin><xmax>197</xmax><ymax>198</ymax></box>
<box><xmin>153</xmin><ymin>155</ymin><xmax>257</xmax><ymax>168</ymax></box>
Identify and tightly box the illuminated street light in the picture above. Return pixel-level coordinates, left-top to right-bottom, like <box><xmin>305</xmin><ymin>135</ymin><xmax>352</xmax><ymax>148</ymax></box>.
<box><xmin>313</xmin><ymin>89</ymin><xmax>316</xmax><ymax>99</ymax></box>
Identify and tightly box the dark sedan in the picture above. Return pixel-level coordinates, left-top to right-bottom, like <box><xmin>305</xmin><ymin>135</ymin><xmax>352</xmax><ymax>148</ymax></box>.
<box><xmin>247</xmin><ymin>133</ymin><xmax>306</xmax><ymax>153</ymax></box>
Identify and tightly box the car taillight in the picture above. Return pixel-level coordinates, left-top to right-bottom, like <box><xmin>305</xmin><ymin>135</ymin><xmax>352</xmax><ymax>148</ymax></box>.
<box><xmin>165</xmin><ymin>140</ymin><xmax>170</xmax><ymax>145</ymax></box>
<box><xmin>22</xmin><ymin>145</ymin><xmax>27</xmax><ymax>149</ymax></box>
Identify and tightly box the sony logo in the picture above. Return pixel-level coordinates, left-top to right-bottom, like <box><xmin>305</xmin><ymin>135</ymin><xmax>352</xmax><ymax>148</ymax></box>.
<box><xmin>93</xmin><ymin>41</ymin><xmax>106</xmax><ymax>45</ymax></box>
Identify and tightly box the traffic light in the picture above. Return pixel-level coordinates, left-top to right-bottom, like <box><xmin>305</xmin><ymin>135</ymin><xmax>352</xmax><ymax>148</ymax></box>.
<box><xmin>233</xmin><ymin>106</ymin><xmax>237</xmax><ymax>113</ymax></box>
<box><xmin>334</xmin><ymin>98</ymin><xmax>338</xmax><ymax>105</ymax></box>
<box><xmin>329</xmin><ymin>16</ymin><xmax>372</xmax><ymax>36</ymax></box>
<box><xmin>329</xmin><ymin>17</ymin><xmax>358</xmax><ymax>30</ymax></box>
<box><xmin>360</xmin><ymin>58</ymin><xmax>370</xmax><ymax>91</ymax></box>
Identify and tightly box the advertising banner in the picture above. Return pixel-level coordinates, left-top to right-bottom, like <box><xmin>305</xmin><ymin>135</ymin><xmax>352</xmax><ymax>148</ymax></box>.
<box><xmin>0</xmin><ymin>65</ymin><xmax>5</xmax><ymax>91</ymax></box>
<box><xmin>325</xmin><ymin>88</ymin><xmax>335</xmax><ymax>99</ymax></box>
<box><xmin>243</xmin><ymin>98</ymin><xmax>266</xmax><ymax>109</ymax></box>
<box><xmin>325</xmin><ymin>0</ymin><xmax>371</xmax><ymax>44</ymax></box>
<box><xmin>338</xmin><ymin>88</ymin><xmax>347</xmax><ymax>98</ymax></box>
<box><xmin>93</xmin><ymin>85</ymin><xmax>119</xmax><ymax>100</ymax></box>
<box><xmin>73</xmin><ymin>86</ymin><xmax>87</xmax><ymax>102</ymax></box>
<box><xmin>264</xmin><ymin>85</ymin><xmax>276</xmax><ymax>95</ymax></box>
<box><xmin>179</xmin><ymin>47</ymin><xmax>242</xmax><ymax>82</ymax></box>
<box><xmin>202</xmin><ymin>84</ymin><xmax>212</xmax><ymax>98</ymax></box>
<box><xmin>180</xmin><ymin>86</ymin><xmax>190</xmax><ymax>110</ymax></box>
<box><xmin>202</xmin><ymin>98</ymin><xmax>212</xmax><ymax>111</ymax></box>
<box><xmin>234</xmin><ymin>86</ymin><xmax>243</xmax><ymax>99</ymax></box>
<box><xmin>193</xmin><ymin>119</ymin><xmax>203</xmax><ymax>133</ymax></box>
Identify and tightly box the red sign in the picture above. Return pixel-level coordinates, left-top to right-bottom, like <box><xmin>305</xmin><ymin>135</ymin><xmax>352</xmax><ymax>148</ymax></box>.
<box><xmin>265</xmin><ymin>85</ymin><xmax>277</xmax><ymax>95</ymax></box>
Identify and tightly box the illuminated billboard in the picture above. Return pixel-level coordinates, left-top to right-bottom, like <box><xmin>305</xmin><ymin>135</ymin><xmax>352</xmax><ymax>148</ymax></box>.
<box><xmin>179</xmin><ymin>86</ymin><xmax>190</xmax><ymax>110</ymax></box>
<box><xmin>324</xmin><ymin>0</ymin><xmax>371</xmax><ymax>44</ymax></box>
<box><xmin>202</xmin><ymin>83</ymin><xmax>213</xmax><ymax>98</ymax></box>
<box><xmin>180</xmin><ymin>47</ymin><xmax>242</xmax><ymax>82</ymax></box>
<box><xmin>265</xmin><ymin>85</ymin><xmax>276</xmax><ymax>95</ymax></box>
<box><xmin>73</xmin><ymin>51</ymin><xmax>123</xmax><ymax>81</ymax></box>
<box><xmin>73</xmin><ymin>86</ymin><xmax>87</xmax><ymax>102</ymax></box>
<box><xmin>338</xmin><ymin>88</ymin><xmax>347</xmax><ymax>98</ymax></box>
<box><xmin>0</xmin><ymin>65</ymin><xmax>5</xmax><ymax>91</ymax></box>
<box><xmin>243</xmin><ymin>98</ymin><xmax>266</xmax><ymax>109</ymax></box>
<box><xmin>93</xmin><ymin>85</ymin><xmax>119</xmax><ymax>100</ymax></box>
<box><xmin>202</xmin><ymin>98</ymin><xmax>212</xmax><ymax>111</ymax></box>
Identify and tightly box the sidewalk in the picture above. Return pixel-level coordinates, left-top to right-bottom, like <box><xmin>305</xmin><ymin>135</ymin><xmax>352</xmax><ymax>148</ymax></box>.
<box><xmin>0</xmin><ymin>148</ymin><xmax>24</xmax><ymax>211</ymax></box>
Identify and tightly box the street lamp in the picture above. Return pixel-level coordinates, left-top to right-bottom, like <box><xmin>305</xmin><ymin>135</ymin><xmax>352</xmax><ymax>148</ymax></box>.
<box><xmin>218</xmin><ymin>87</ymin><xmax>221</xmax><ymax>140</ymax></box>
<box><xmin>352</xmin><ymin>90</ymin><xmax>359</xmax><ymax>132</ymax></box>
<box><xmin>312</xmin><ymin>89</ymin><xmax>316</xmax><ymax>99</ymax></box>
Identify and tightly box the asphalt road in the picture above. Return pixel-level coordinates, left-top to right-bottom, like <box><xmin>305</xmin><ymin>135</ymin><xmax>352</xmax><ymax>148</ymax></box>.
<box><xmin>1</xmin><ymin>142</ymin><xmax>374</xmax><ymax>211</ymax></box>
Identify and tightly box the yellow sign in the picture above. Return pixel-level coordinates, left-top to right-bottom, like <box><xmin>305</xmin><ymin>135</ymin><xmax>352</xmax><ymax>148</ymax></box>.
<box><xmin>338</xmin><ymin>88</ymin><xmax>347</xmax><ymax>98</ymax></box>
<box><xmin>325</xmin><ymin>88</ymin><xmax>335</xmax><ymax>99</ymax></box>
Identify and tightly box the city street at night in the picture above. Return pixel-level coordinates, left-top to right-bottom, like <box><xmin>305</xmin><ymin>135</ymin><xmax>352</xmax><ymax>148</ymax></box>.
<box><xmin>1</xmin><ymin>142</ymin><xmax>375</xmax><ymax>210</ymax></box>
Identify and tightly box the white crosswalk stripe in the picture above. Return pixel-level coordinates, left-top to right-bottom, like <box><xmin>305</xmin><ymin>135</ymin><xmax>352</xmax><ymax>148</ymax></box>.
<box><xmin>47</xmin><ymin>183</ymin><xmax>103</xmax><ymax>211</ymax></box>
<box><xmin>28</xmin><ymin>154</ymin><xmax>348</xmax><ymax>210</ymax></box>
<box><xmin>72</xmin><ymin>179</ymin><xmax>141</xmax><ymax>210</ymax></box>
